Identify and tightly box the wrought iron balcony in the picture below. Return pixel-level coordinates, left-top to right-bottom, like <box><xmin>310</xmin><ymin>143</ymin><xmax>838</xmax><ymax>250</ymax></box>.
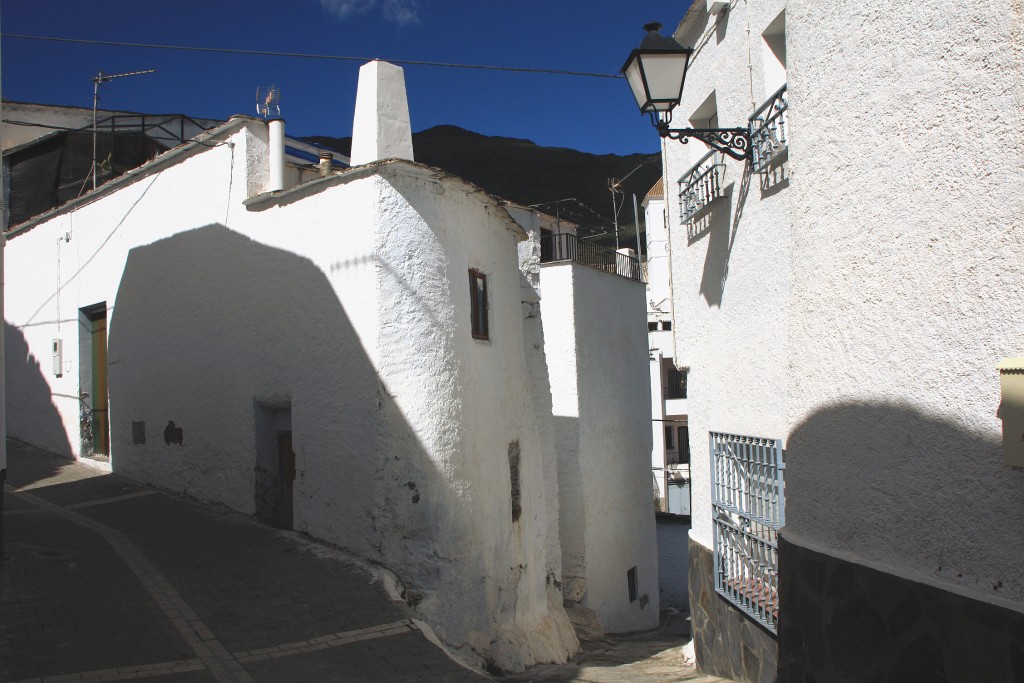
<box><xmin>677</xmin><ymin>148</ymin><xmax>725</xmax><ymax>223</ymax></box>
<box><xmin>749</xmin><ymin>84</ymin><xmax>789</xmax><ymax>173</ymax></box>
<box><xmin>540</xmin><ymin>232</ymin><xmax>642</xmax><ymax>282</ymax></box>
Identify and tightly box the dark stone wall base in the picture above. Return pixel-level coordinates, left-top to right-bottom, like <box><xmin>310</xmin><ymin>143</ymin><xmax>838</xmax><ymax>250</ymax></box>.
<box><xmin>778</xmin><ymin>534</ymin><xmax>1024</xmax><ymax>682</ymax></box>
<box><xmin>689</xmin><ymin>536</ymin><xmax>778</xmax><ymax>683</ymax></box>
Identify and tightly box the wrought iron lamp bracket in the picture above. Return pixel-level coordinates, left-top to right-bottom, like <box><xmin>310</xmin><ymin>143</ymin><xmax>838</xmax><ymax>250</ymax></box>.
<box><xmin>655</xmin><ymin>119</ymin><xmax>751</xmax><ymax>161</ymax></box>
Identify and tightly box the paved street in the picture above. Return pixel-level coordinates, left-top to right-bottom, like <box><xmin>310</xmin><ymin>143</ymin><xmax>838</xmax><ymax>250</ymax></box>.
<box><xmin>1</xmin><ymin>440</ymin><xmax>729</xmax><ymax>683</ymax></box>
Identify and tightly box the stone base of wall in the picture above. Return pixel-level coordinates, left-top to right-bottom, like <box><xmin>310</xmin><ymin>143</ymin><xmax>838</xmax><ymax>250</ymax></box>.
<box><xmin>778</xmin><ymin>534</ymin><xmax>1024</xmax><ymax>682</ymax></box>
<box><xmin>689</xmin><ymin>536</ymin><xmax>778</xmax><ymax>683</ymax></box>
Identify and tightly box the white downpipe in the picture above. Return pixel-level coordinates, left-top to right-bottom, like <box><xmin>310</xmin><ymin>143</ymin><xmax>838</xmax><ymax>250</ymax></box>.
<box><xmin>268</xmin><ymin>118</ymin><xmax>285</xmax><ymax>193</ymax></box>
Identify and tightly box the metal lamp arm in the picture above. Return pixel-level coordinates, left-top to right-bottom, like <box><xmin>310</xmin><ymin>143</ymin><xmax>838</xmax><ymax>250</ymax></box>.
<box><xmin>655</xmin><ymin>118</ymin><xmax>751</xmax><ymax>161</ymax></box>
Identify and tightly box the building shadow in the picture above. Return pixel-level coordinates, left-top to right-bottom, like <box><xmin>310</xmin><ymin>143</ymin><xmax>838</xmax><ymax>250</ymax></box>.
<box><xmin>100</xmin><ymin>222</ymin><xmax>571</xmax><ymax>673</ymax></box>
<box><xmin>779</xmin><ymin>401</ymin><xmax>1024</xmax><ymax>682</ymax></box>
<box><xmin>4</xmin><ymin>321</ymin><xmax>74</xmax><ymax>462</ymax></box>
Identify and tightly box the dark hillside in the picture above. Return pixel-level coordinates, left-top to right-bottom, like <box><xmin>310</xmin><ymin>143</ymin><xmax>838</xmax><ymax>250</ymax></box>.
<box><xmin>303</xmin><ymin>125</ymin><xmax>661</xmax><ymax>250</ymax></box>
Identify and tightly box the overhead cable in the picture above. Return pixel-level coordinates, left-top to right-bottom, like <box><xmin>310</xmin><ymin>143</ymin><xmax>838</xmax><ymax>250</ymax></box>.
<box><xmin>2</xmin><ymin>34</ymin><xmax>622</xmax><ymax>79</ymax></box>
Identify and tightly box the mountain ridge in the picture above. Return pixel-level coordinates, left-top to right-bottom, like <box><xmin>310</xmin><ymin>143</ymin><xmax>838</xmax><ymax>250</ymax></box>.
<box><xmin>302</xmin><ymin>125</ymin><xmax>661</xmax><ymax>247</ymax></box>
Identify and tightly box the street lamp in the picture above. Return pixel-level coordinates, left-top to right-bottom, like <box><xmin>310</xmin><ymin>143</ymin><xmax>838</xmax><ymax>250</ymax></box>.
<box><xmin>622</xmin><ymin>23</ymin><xmax>751</xmax><ymax>161</ymax></box>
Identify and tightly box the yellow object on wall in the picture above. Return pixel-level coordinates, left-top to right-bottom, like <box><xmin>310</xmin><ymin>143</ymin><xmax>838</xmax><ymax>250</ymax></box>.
<box><xmin>998</xmin><ymin>357</ymin><xmax>1024</xmax><ymax>468</ymax></box>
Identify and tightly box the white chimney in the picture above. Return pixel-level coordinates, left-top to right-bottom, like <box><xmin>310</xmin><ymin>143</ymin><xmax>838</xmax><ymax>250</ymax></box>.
<box><xmin>350</xmin><ymin>60</ymin><xmax>414</xmax><ymax>166</ymax></box>
<box><xmin>267</xmin><ymin>118</ymin><xmax>285</xmax><ymax>192</ymax></box>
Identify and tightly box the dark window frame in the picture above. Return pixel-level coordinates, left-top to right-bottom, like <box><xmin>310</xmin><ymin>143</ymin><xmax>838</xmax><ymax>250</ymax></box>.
<box><xmin>679</xmin><ymin>425</ymin><xmax>691</xmax><ymax>464</ymax></box>
<box><xmin>469</xmin><ymin>268</ymin><xmax>489</xmax><ymax>340</ymax></box>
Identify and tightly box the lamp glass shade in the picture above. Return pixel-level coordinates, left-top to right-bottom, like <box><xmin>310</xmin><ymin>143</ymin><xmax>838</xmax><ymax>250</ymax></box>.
<box><xmin>623</xmin><ymin>50</ymin><xmax>690</xmax><ymax>114</ymax></box>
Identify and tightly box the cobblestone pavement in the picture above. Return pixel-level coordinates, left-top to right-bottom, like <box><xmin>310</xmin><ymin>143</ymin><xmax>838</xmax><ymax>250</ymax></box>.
<box><xmin>1</xmin><ymin>440</ymin><xmax>730</xmax><ymax>683</ymax></box>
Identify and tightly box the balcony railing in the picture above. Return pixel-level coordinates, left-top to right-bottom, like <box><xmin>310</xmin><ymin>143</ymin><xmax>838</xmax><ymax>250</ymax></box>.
<box><xmin>749</xmin><ymin>84</ymin><xmax>789</xmax><ymax>173</ymax></box>
<box><xmin>678</xmin><ymin>149</ymin><xmax>725</xmax><ymax>223</ymax></box>
<box><xmin>540</xmin><ymin>233</ymin><xmax>642</xmax><ymax>282</ymax></box>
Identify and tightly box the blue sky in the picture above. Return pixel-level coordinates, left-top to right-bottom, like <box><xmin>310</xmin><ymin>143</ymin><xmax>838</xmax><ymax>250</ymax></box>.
<box><xmin>2</xmin><ymin>1</ymin><xmax>693</xmax><ymax>155</ymax></box>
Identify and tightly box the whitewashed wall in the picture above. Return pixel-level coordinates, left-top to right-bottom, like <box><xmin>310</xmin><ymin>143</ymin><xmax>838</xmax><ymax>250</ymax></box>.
<box><xmin>540</xmin><ymin>261</ymin><xmax>658</xmax><ymax>632</ymax></box>
<box><xmin>666</xmin><ymin>0</ymin><xmax>791</xmax><ymax>552</ymax></box>
<box><xmin>4</xmin><ymin>120</ymin><xmax>577</xmax><ymax>672</ymax></box>
<box><xmin>784</xmin><ymin>0</ymin><xmax>1024</xmax><ymax>608</ymax></box>
<box><xmin>374</xmin><ymin>168</ymin><xmax>576</xmax><ymax>669</ymax></box>
<box><xmin>5</xmin><ymin>124</ymin><xmax>250</xmax><ymax>460</ymax></box>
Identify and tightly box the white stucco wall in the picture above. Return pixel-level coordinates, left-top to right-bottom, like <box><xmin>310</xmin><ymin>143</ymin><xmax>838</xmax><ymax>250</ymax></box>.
<box><xmin>663</xmin><ymin>0</ymin><xmax>1024</xmax><ymax>615</ymax></box>
<box><xmin>666</xmin><ymin>0</ymin><xmax>791</xmax><ymax>552</ymax></box>
<box><xmin>783</xmin><ymin>0</ymin><xmax>1024</xmax><ymax>609</ymax></box>
<box><xmin>5</xmin><ymin>123</ymin><xmax>250</xmax><ymax>460</ymax></box>
<box><xmin>540</xmin><ymin>261</ymin><xmax>658</xmax><ymax>632</ymax></box>
<box><xmin>372</xmin><ymin>168</ymin><xmax>576</xmax><ymax>669</ymax></box>
<box><xmin>644</xmin><ymin>194</ymin><xmax>671</xmax><ymax>324</ymax></box>
<box><xmin>4</xmin><ymin>119</ymin><xmax>577</xmax><ymax>672</ymax></box>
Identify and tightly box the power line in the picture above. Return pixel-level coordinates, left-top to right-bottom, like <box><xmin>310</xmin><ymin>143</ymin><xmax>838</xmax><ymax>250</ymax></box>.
<box><xmin>2</xmin><ymin>34</ymin><xmax>623</xmax><ymax>80</ymax></box>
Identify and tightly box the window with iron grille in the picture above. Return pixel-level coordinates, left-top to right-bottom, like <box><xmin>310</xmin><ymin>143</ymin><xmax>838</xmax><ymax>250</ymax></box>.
<box><xmin>710</xmin><ymin>431</ymin><xmax>785</xmax><ymax>634</ymax></box>
<box><xmin>678</xmin><ymin>425</ymin><xmax>690</xmax><ymax>464</ymax></box>
<box><xmin>468</xmin><ymin>269</ymin><xmax>488</xmax><ymax>340</ymax></box>
<box><xmin>663</xmin><ymin>360</ymin><xmax>688</xmax><ymax>399</ymax></box>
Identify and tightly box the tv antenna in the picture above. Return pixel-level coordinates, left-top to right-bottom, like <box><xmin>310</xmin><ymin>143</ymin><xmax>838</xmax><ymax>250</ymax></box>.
<box><xmin>91</xmin><ymin>68</ymin><xmax>156</xmax><ymax>190</ymax></box>
<box><xmin>256</xmin><ymin>85</ymin><xmax>281</xmax><ymax>119</ymax></box>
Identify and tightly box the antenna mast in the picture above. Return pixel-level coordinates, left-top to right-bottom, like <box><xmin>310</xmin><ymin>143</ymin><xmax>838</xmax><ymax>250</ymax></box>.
<box><xmin>91</xmin><ymin>68</ymin><xmax>156</xmax><ymax>190</ymax></box>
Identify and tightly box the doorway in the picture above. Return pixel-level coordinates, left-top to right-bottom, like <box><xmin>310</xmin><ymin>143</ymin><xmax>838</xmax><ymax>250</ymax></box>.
<box><xmin>254</xmin><ymin>402</ymin><xmax>294</xmax><ymax>529</ymax></box>
<box><xmin>78</xmin><ymin>303</ymin><xmax>109</xmax><ymax>456</ymax></box>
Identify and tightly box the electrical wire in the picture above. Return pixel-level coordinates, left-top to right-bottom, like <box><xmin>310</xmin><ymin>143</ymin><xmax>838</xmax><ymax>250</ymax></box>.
<box><xmin>2</xmin><ymin>34</ymin><xmax>622</xmax><ymax>80</ymax></box>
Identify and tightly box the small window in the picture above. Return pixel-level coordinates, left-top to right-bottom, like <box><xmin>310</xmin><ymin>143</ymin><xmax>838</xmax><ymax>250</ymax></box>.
<box><xmin>627</xmin><ymin>566</ymin><xmax>638</xmax><ymax>602</ymax></box>
<box><xmin>664</xmin><ymin>425</ymin><xmax>675</xmax><ymax>450</ymax></box>
<box><xmin>132</xmin><ymin>421</ymin><xmax>146</xmax><ymax>445</ymax></box>
<box><xmin>648</xmin><ymin>322</ymin><xmax>659</xmax><ymax>332</ymax></box>
<box><xmin>469</xmin><ymin>269</ymin><xmax>489</xmax><ymax>340</ymax></box>
<box><xmin>661</xmin><ymin>321</ymin><xmax>672</xmax><ymax>331</ymax></box>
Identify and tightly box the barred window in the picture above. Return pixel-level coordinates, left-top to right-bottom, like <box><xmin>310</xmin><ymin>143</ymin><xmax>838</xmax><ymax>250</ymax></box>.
<box><xmin>710</xmin><ymin>432</ymin><xmax>785</xmax><ymax>633</ymax></box>
<box><xmin>663</xmin><ymin>360</ymin><xmax>688</xmax><ymax>399</ymax></box>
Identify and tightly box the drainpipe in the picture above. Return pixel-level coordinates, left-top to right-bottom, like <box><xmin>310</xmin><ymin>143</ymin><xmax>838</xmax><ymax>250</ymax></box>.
<box><xmin>267</xmin><ymin>118</ymin><xmax>285</xmax><ymax>193</ymax></box>
<box><xmin>318</xmin><ymin>151</ymin><xmax>333</xmax><ymax>178</ymax></box>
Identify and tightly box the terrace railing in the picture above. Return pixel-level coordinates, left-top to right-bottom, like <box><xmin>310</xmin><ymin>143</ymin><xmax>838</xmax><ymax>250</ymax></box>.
<box><xmin>92</xmin><ymin>114</ymin><xmax>220</xmax><ymax>149</ymax></box>
<box><xmin>540</xmin><ymin>232</ymin><xmax>642</xmax><ymax>282</ymax></box>
<box><xmin>678</xmin><ymin>149</ymin><xmax>725</xmax><ymax>223</ymax></box>
<box><xmin>749</xmin><ymin>84</ymin><xmax>789</xmax><ymax>173</ymax></box>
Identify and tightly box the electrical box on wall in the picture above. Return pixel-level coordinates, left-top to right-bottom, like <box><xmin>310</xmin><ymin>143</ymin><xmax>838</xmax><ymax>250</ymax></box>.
<box><xmin>52</xmin><ymin>338</ymin><xmax>63</xmax><ymax>378</ymax></box>
<box><xmin>708</xmin><ymin>0</ymin><xmax>729</xmax><ymax>15</ymax></box>
<box><xmin>998</xmin><ymin>357</ymin><xmax>1024</xmax><ymax>467</ymax></box>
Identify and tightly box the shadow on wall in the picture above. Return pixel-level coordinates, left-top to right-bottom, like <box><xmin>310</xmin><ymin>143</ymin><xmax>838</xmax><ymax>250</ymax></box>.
<box><xmin>4</xmin><ymin>322</ymin><xmax>73</xmax><ymax>461</ymax></box>
<box><xmin>695</xmin><ymin>189</ymin><xmax>733</xmax><ymax>308</ymax></box>
<box><xmin>698</xmin><ymin>165</ymin><xmax>753</xmax><ymax>309</ymax></box>
<box><xmin>779</xmin><ymin>401</ymin><xmax>1024</xmax><ymax>681</ymax></box>
<box><xmin>104</xmin><ymin>223</ymin><xmax>530</xmax><ymax>672</ymax></box>
<box><xmin>552</xmin><ymin>415</ymin><xmax>584</xmax><ymax>603</ymax></box>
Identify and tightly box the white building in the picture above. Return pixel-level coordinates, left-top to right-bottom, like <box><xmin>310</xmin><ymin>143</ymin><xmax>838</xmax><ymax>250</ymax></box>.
<box><xmin>4</xmin><ymin>61</ymin><xmax>659</xmax><ymax>674</ymax></box>
<box><xmin>643</xmin><ymin>179</ymin><xmax>689</xmax><ymax>518</ymax></box>
<box><xmin>654</xmin><ymin>1</ymin><xmax>1024</xmax><ymax>681</ymax></box>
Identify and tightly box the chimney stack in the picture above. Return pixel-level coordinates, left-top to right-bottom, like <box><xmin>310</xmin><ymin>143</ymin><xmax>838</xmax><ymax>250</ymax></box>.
<box><xmin>350</xmin><ymin>60</ymin><xmax>414</xmax><ymax>166</ymax></box>
<box><xmin>318</xmin><ymin>151</ymin><xmax>333</xmax><ymax>177</ymax></box>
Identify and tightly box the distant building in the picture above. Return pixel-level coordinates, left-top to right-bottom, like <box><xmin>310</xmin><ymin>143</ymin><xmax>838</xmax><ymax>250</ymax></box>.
<box><xmin>644</xmin><ymin>178</ymin><xmax>689</xmax><ymax>518</ymax></box>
